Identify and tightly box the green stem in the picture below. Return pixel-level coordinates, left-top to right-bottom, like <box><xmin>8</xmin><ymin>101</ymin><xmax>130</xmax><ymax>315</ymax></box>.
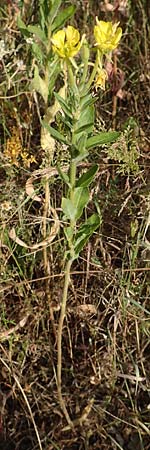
<box><xmin>67</xmin><ymin>61</ymin><xmax>79</xmax><ymax>98</ymax></box>
<box><xmin>70</xmin><ymin>158</ymin><xmax>76</xmax><ymax>194</ymax></box>
<box><xmin>57</xmin><ymin>65</ymin><xmax>78</xmax><ymax>426</ymax></box>
<box><xmin>57</xmin><ymin>258</ymin><xmax>73</xmax><ymax>427</ymax></box>
<box><xmin>80</xmin><ymin>40</ymin><xmax>90</xmax><ymax>87</ymax></box>
<box><xmin>85</xmin><ymin>52</ymin><xmax>100</xmax><ymax>91</ymax></box>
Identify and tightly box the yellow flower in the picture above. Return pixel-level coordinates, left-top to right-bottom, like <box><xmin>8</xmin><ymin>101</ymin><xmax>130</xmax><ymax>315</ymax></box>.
<box><xmin>95</xmin><ymin>69</ymin><xmax>108</xmax><ymax>90</ymax></box>
<box><xmin>51</xmin><ymin>25</ymin><xmax>84</xmax><ymax>58</ymax></box>
<box><xmin>94</xmin><ymin>19</ymin><xmax>122</xmax><ymax>53</ymax></box>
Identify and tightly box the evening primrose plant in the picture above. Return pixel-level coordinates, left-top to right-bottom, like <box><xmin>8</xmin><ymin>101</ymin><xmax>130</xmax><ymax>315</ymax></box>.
<box><xmin>48</xmin><ymin>20</ymin><xmax>122</xmax><ymax>426</ymax></box>
<box><xmin>19</xmin><ymin>2</ymin><xmax>122</xmax><ymax>427</ymax></box>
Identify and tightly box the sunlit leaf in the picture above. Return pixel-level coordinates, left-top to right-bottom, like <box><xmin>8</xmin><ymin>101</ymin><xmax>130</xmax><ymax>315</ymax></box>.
<box><xmin>48</xmin><ymin>0</ymin><xmax>62</xmax><ymax>24</ymax></box>
<box><xmin>86</xmin><ymin>131</ymin><xmax>120</xmax><ymax>148</ymax></box>
<box><xmin>52</xmin><ymin>5</ymin><xmax>76</xmax><ymax>32</ymax></box>
<box><xmin>27</xmin><ymin>25</ymin><xmax>47</xmax><ymax>43</ymax></box>
<box><xmin>61</xmin><ymin>198</ymin><xmax>75</xmax><ymax>221</ymax></box>
<box><xmin>62</xmin><ymin>187</ymin><xmax>89</xmax><ymax>221</ymax></box>
<box><xmin>74</xmin><ymin>105</ymin><xmax>94</xmax><ymax>137</ymax></box>
<box><xmin>54</xmin><ymin>92</ymin><xmax>73</xmax><ymax>119</ymax></box>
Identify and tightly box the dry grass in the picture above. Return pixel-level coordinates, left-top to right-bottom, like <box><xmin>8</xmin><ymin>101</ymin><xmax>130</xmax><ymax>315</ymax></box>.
<box><xmin>0</xmin><ymin>1</ymin><xmax>150</xmax><ymax>449</ymax></box>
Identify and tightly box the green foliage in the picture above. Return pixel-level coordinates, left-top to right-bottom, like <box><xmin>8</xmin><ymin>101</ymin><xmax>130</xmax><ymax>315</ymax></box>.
<box><xmin>74</xmin><ymin>104</ymin><xmax>94</xmax><ymax>137</ymax></box>
<box><xmin>74</xmin><ymin>214</ymin><xmax>101</xmax><ymax>257</ymax></box>
<box><xmin>48</xmin><ymin>0</ymin><xmax>63</xmax><ymax>25</ymax></box>
<box><xmin>27</xmin><ymin>24</ymin><xmax>47</xmax><ymax>43</ymax></box>
<box><xmin>51</xmin><ymin>5</ymin><xmax>76</xmax><ymax>32</ymax></box>
<box><xmin>86</xmin><ymin>131</ymin><xmax>120</xmax><ymax>149</ymax></box>
<box><xmin>54</xmin><ymin>93</ymin><xmax>73</xmax><ymax>119</ymax></box>
<box><xmin>62</xmin><ymin>187</ymin><xmax>89</xmax><ymax>221</ymax></box>
<box><xmin>42</xmin><ymin>120</ymin><xmax>69</xmax><ymax>144</ymax></box>
<box><xmin>104</xmin><ymin>120</ymin><xmax>140</xmax><ymax>175</ymax></box>
<box><xmin>76</xmin><ymin>165</ymin><xmax>98</xmax><ymax>188</ymax></box>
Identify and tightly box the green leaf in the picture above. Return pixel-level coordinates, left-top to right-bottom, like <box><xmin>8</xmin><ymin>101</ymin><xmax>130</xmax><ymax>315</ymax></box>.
<box><xmin>72</xmin><ymin>152</ymin><xmax>89</xmax><ymax>164</ymax></box>
<box><xmin>48</xmin><ymin>0</ymin><xmax>62</xmax><ymax>24</ymax></box>
<box><xmin>48</xmin><ymin>59</ymin><xmax>60</xmax><ymax>95</ymax></box>
<box><xmin>80</xmin><ymin>93</ymin><xmax>98</xmax><ymax>110</ymax></box>
<box><xmin>86</xmin><ymin>131</ymin><xmax>120</xmax><ymax>149</ymax></box>
<box><xmin>27</xmin><ymin>25</ymin><xmax>47</xmax><ymax>43</ymax></box>
<box><xmin>57</xmin><ymin>165</ymin><xmax>70</xmax><ymax>187</ymax></box>
<box><xmin>31</xmin><ymin>43</ymin><xmax>44</xmax><ymax>64</ymax></box>
<box><xmin>76</xmin><ymin>165</ymin><xmax>98</xmax><ymax>188</ymax></box>
<box><xmin>80</xmin><ymin>93</ymin><xmax>92</xmax><ymax>107</ymax></box>
<box><xmin>61</xmin><ymin>198</ymin><xmax>75</xmax><ymax>221</ymax></box>
<box><xmin>77</xmin><ymin>133</ymin><xmax>88</xmax><ymax>154</ymax></box>
<box><xmin>64</xmin><ymin>226</ymin><xmax>74</xmax><ymax>244</ymax></box>
<box><xmin>17</xmin><ymin>15</ymin><xmax>30</xmax><ymax>37</ymax></box>
<box><xmin>54</xmin><ymin>92</ymin><xmax>73</xmax><ymax>119</ymax></box>
<box><xmin>74</xmin><ymin>121</ymin><xmax>94</xmax><ymax>136</ymax></box>
<box><xmin>72</xmin><ymin>187</ymin><xmax>89</xmax><ymax>220</ymax></box>
<box><xmin>31</xmin><ymin>66</ymin><xmax>48</xmax><ymax>103</ymax></box>
<box><xmin>74</xmin><ymin>214</ymin><xmax>101</xmax><ymax>256</ymax></box>
<box><xmin>74</xmin><ymin>105</ymin><xmax>94</xmax><ymax>137</ymax></box>
<box><xmin>62</xmin><ymin>187</ymin><xmax>89</xmax><ymax>221</ymax></box>
<box><xmin>52</xmin><ymin>5</ymin><xmax>76</xmax><ymax>32</ymax></box>
<box><xmin>58</xmin><ymin>114</ymin><xmax>72</xmax><ymax>130</ymax></box>
<box><xmin>42</xmin><ymin>121</ymin><xmax>68</xmax><ymax>145</ymax></box>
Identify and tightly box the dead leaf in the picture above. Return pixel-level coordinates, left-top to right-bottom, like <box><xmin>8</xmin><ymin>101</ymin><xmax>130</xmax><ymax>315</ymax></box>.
<box><xmin>76</xmin><ymin>304</ymin><xmax>97</xmax><ymax>316</ymax></box>
<box><xmin>9</xmin><ymin>207</ymin><xmax>59</xmax><ymax>250</ymax></box>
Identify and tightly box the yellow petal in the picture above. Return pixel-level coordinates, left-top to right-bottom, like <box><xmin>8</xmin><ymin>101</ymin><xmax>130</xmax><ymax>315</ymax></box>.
<box><xmin>95</xmin><ymin>69</ymin><xmax>108</xmax><ymax>90</ymax></box>
<box><xmin>51</xmin><ymin>29</ymin><xmax>66</xmax><ymax>57</ymax></box>
<box><xmin>66</xmin><ymin>25</ymin><xmax>80</xmax><ymax>46</ymax></box>
<box><xmin>94</xmin><ymin>19</ymin><xmax>122</xmax><ymax>53</ymax></box>
<box><xmin>52</xmin><ymin>26</ymin><xmax>82</xmax><ymax>59</ymax></box>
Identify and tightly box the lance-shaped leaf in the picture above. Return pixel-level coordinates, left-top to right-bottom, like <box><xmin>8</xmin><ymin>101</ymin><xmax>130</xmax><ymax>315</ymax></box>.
<box><xmin>52</xmin><ymin>5</ymin><xmax>76</xmax><ymax>32</ymax></box>
<box><xmin>61</xmin><ymin>198</ymin><xmax>75</xmax><ymax>222</ymax></box>
<box><xmin>62</xmin><ymin>187</ymin><xmax>89</xmax><ymax>221</ymax></box>
<box><xmin>54</xmin><ymin>92</ymin><xmax>73</xmax><ymax>119</ymax></box>
<box><xmin>48</xmin><ymin>0</ymin><xmax>62</xmax><ymax>24</ymax></box>
<box><xmin>76</xmin><ymin>165</ymin><xmax>98</xmax><ymax>188</ymax></box>
<box><xmin>17</xmin><ymin>15</ymin><xmax>30</xmax><ymax>37</ymax></box>
<box><xmin>72</xmin><ymin>187</ymin><xmax>89</xmax><ymax>220</ymax></box>
<box><xmin>42</xmin><ymin>121</ymin><xmax>69</xmax><ymax>145</ymax></box>
<box><xmin>74</xmin><ymin>214</ymin><xmax>101</xmax><ymax>257</ymax></box>
<box><xmin>27</xmin><ymin>25</ymin><xmax>47</xmax><ymax>43</ymax></box>
<box><xmin>31</xmin><ymin>43</ymin><xmax>44</xmax><ymax>64</ymax></box>
<box><xmin>80</xmin><ymin>93</ymin><xmax>98</xmax><ymax>110</ymax></box>
<box><xmin>86</xmin><ymin>131</ymin><xmax>120</xmax><ymax>149</ymax></box>
<box><xmin>74</xmin><ymin>105</ymin><xmax>94</xmax><ymax>137</ymax></box>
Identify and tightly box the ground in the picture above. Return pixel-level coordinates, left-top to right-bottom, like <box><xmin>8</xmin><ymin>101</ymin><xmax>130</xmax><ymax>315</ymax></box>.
<box><xmin>0</xmin><ymin>1</ymin><xmax>150</xmax><ymax>449</ymax></box>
